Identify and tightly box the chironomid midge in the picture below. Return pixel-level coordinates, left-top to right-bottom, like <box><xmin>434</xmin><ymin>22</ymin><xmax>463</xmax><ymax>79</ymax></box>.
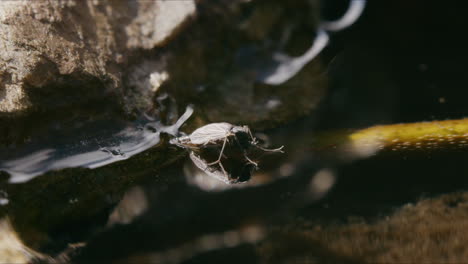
<box><xmin>170</xmin><ymin>122</ymin><xmax>283</xmax><ymax>184</ymax></box>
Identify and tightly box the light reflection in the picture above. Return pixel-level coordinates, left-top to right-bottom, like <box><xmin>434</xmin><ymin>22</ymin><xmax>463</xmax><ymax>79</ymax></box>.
<box><xmin>309</xmin><ymin>168</ymin><xmax>336</xmax><ymax>199</ymax></box>
<box><xmin>0</xmin><ymin>106</ymin><xmax>193</xmax><ymax>183</ymax></box>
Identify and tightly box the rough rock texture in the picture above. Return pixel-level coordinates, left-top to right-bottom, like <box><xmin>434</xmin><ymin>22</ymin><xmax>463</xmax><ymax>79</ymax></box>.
<box><xmin>0</xmin><ymin>0</ymin><xmax>195</xmax><ymax>114</ymax></box>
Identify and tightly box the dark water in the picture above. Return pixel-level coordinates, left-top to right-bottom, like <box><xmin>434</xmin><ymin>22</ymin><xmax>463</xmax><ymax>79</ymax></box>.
<box><xmin>4</xmin><ymin>0</ymin><xmax>468</xmax><ymax>263</ymax></box>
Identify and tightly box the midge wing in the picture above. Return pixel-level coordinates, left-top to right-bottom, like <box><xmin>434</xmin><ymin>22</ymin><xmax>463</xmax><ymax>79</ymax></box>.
<box><xmin>188</xmin><ymin>123</ymin><xmax>234</xmax><ymax>145</ymax></box>
<box><xmin>189</xmin><ymin>152</ymin><xmax>231</xmax><ymax>184</ymax></box>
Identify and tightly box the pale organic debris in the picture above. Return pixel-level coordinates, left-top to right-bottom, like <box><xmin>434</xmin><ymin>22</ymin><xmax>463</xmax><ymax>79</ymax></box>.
<box><xmin>149</xmin><ymin>71</ymin><xmax>169</xmax><ymax>92</ymax></box>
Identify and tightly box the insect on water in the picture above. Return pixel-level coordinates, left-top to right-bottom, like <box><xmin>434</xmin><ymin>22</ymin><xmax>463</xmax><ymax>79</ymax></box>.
<box><xmin>170</xmin><ymin>123</ymin><xmax>283</xmax><ymax>184</ymax></box>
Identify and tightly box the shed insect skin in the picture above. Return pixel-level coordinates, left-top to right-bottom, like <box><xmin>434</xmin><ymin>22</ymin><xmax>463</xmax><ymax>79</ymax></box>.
<box><xmin>170</xmin><ymin>122</ymin><xmax>283</xmax><ymax>184</ymax></box>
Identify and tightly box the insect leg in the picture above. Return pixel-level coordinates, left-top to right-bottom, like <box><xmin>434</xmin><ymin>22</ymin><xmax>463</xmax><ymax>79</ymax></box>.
<box><xmin>246</xmin><ymin>127</ymin><xmax>283</xmax><ymax>152</ymax></box>
<box><xmin>244</xmin><ymin>155</ymin><xmax>258</xmax><ymax>167</ymax></box>
<box><xmin>207</xmin><ymin>136</ymin><xmax>228</xmax><ymax>166</ymax></box>
<box><xmin>247</xmin><ymin>128</ymin><xmax>284</xmax><ymax>153</ymax></box>
<box><xmin>253</xmin><ymin>144</ymin><xmax>284</xmax><ymax>153</ymax></box>
<box><xmin>217</xmin><ymin>160</ymin><xmax>229</xmax><ymax>181</ymax></box>
<box><xmin>246</xmin><ymin>127</ymin><xmax>258</xmax><ymax>144</ymax></box>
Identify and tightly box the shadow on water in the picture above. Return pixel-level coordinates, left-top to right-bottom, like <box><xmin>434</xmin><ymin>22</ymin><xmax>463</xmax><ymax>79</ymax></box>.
<box><xmin>302</xmin><ymin>150</ymin><xmax>468</xmax><ymax>223</ymax></box>
<box><xmin>72</xmin><ymin>159</ymin><xmax>321</xmax><ymax>263</ymax></box>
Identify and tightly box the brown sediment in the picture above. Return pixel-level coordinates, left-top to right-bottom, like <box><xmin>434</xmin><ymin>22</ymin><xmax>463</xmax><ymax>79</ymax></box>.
<box><xmin>257</xmin><ymin>192</ymin><xmax>468</xmax><ymax>264</ymax></box>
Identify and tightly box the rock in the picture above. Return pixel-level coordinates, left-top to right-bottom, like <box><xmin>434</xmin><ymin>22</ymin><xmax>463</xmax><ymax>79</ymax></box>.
<box><xmin>0</xmin><ymin>0</ymin><xmax>195</xmax><ymax>114</ymax></box>
<box><xmin>125</xmin><ymin>0</ymin><xmax>197</xmax><ymax>49</ymax></box>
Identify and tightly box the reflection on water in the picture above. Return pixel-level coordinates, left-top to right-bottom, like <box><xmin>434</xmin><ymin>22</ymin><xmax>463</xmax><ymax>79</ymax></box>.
<box><xmin>257</xmin><ymin>0</ymin><xmax>366</xmax><ymax>85</ymax></box>
<box><xmin>0</xmin><ymin>106</ymin><xmax>193</xmax><ymax>183</ymax></box>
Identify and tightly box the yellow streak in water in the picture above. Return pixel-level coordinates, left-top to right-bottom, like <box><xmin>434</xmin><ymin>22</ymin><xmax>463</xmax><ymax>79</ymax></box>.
<box><xmin>348</xmin><ymin>119</ymin><xmax>468</xmax><ymax>157</ymax></box>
